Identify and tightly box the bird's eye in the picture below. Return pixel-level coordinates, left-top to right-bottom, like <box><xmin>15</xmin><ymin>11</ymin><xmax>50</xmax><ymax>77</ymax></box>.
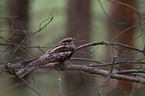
<box><xmin>66</xmin><ymin>40</ymin><xmax>71</xmax><ymax>42</ymax></box>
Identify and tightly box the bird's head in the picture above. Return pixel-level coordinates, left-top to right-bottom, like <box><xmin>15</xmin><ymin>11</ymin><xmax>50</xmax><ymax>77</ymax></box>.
<box><xmin>58</xmin><ymin>37</ymin><xmax>76</xmax><ymax>46</ymax></box>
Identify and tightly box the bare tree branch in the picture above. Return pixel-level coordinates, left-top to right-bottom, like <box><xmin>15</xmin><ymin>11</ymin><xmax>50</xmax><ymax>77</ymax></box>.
<box><xmin>75</xmin><ymin>41</ymin><xmax>143</xmax><ymax>53</ymax></box>
<box><xmin>0</xmin><ymin>40</ymin><xmax>145</xmax><ymax>85</ymax></box>
<box><xmin>42</xmin><ymin>64</ymin><xmax>145</xmax><ymax>84</ymax></box>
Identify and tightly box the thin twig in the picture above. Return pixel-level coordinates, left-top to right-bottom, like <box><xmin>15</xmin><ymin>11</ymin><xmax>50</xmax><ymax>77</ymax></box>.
<box><xmin>20</xmin><ymin>78</ymin><xmax>42</xmax><ymax>96</ymax></box>
<box><xmin>99</xmin><ymin>73</ymin><xmax>113</xmax><ymax>96</ymax></box>
<box><xmin>76</xmin><ymin>41</ymin><xmax>143</xmax><ymax>53</ymax></box>
<box><xmin>70</xmin><ymin>58</ymin><xmax>102</xmax><ymax>64</ymax></box>
<box><xmin>58</xmin><ymin>71</ymin><xmax>63</xmax><ymax>96</ymax></box>
<box><xmin>88</xmin><ymin>61</ymin><xmax>145</xmax><ymax>67</ymax></box>
<box><xmin>110</xmin><ymin>56</ymin><xmax>117</xmax><ymax>73</ymax></box>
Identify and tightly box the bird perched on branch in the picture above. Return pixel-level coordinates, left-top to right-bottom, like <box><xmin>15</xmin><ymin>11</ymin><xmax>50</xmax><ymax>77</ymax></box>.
<box><xmin>45</xmin><ymin>37</ymin><xmax>76</xmax><ymax>55</ymax></box>
<box><xmin>40</xmin><ymin>37</ymin><xmax>76</xmax><ymax>63</ymax></box>
<box><xmin>11</xmin><ymin>37</ymin><xmax>76</xmax><ymax>78</ymax></box>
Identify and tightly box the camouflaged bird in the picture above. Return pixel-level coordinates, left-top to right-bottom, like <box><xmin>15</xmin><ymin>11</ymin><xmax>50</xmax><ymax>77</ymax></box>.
<box><xmin>45</xmin><ymin>37</ymin><xmax>76</xmax><ymax>54</ymax></box>
<box><xmin>14</xmin><ymin>37</ymin><xmax>76</xmax><ymax>78</ymax></box>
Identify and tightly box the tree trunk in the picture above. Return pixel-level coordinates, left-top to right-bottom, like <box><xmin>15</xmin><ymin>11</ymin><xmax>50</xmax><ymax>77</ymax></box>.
<box><xmin>8</xmin><ymin>0</ymin><xmax>29</xmax><ymax>61</ymax></box>
<box><xmin>7</xmin><ymin>0</ymin><xmax>30</xmax><ymax>95</ymax></box>
<box><xmin>107</xmin><ymin>0</ymin><xmax>137</xmax><ymax>95</ymax></box>
<box><xmin>64</xmin><ymin>0</ymin><xmax>96</xmax><ymax>96</ymax></box>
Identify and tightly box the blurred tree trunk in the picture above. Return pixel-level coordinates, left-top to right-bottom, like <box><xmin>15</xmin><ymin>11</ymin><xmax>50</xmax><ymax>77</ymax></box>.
<box><xmin>7</xmin><ymin>0</ymin><xmax>29</xmax><ymax>95</ymax></box>
<box><xmin>8</xmin><ymin>0</ymin><xmax>29</xmax><ymax>61</ymax></box>
<box><xmin>64</xmin><ymin>0</ymin><xmax>96</xmax><ymax>96</ymax></box>
<box><xmin>107</xmin><ymin>0</ymin><xmax>137</xmax><ymax>95</ymax></box>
